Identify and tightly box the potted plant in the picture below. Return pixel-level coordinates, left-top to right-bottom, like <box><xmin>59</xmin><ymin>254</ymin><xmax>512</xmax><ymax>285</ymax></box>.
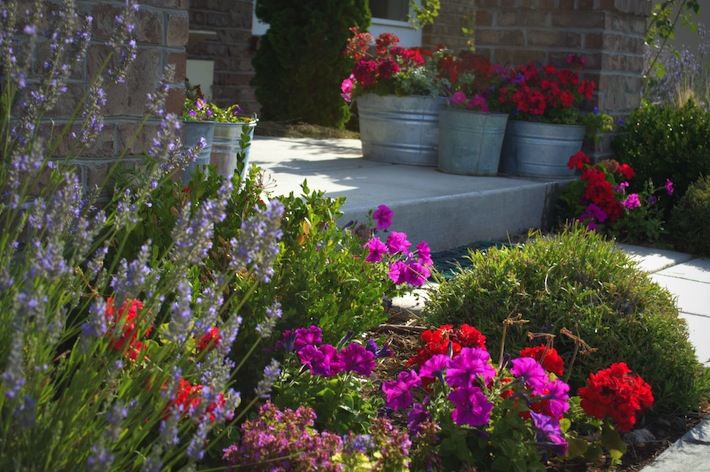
<box><xmin>341</xmin><ymin>28</ymin><xmax>451</xmax><ymax>167</ymax></box>
<box><xmin>207</xmin><ymin>101</ymin><xmax>258</xmax><ymax>181</ymax></box>
<box><xmin>181</xmin><ymin>84</ymin><xmax>216</xmax><ymax>184</ymax></box>
<box><xmin>182</xmin><ymin>80</ymin><xmax>258</xmax><ymax>182</ymax></box>
<box><xmin>437</xmin><ymin>54</ymin><xmax>516</xmax><ymax>176</ymax></box>
<box><xmin>498</xmin><ymin>56</ymin><xmax>614</xmax><ymax>178</ymax></box>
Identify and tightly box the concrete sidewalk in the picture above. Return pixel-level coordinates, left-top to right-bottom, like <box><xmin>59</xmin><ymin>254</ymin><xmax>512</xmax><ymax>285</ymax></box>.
<box><xmin>250</xmin><ymin>136</ymin><xmax>710</xmax><ymax>470</ymax></box>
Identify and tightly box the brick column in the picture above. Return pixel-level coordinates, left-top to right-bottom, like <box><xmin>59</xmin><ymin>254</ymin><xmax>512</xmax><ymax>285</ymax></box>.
<box><xmin>473</xmin><ymin>0</ymin><xmax>652</xmax><ymax>159</ymax></box>
<box><xmin>187</xmin><ymin>0</ymin><xmax>259</xmax><ymax>115</ymax></box>
<box><xmin>43</xmin><ymin>1</ymin><xmax>189</xmax><ymax>190</ymax></box>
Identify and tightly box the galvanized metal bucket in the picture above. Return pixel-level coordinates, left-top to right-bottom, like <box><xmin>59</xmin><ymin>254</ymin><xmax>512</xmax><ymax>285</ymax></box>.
<box><xmin>181</xmin><ymin>120</ymin><xmax>215</xmax><ymax>184</ymax></box>
<box><xmin>357</xmin><ymin>94</ymin><xmax>446</xmax><ymax>166</ymax></box>
<box><xmin>499</xmin><ymin>120</ymin><xmax>585</xmax><ymax>178</ymax></box>
<box><xmin>210</xmin><ymin>121</ymin><xmax>257</xmax><ymax>180</ymax></box>
<box><xmin>437</xmin><ymin>108</ymin><xmax>508</xmax><ymax>176</ymax></box>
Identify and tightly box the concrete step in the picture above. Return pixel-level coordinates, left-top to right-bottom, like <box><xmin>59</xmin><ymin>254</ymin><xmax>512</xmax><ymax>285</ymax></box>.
<box><xmin>250</xmin><ymin>137</ymin><xmax>572</xmax><ymax>252</ymax></box>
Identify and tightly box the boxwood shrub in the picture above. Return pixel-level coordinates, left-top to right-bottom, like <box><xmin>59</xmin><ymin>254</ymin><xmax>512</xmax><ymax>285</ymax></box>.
<box><xmin>423</xmin><ymin>226</ymin><xmax>709</xmax><ymax>415</ymax></box>
<box><xmin>669</xmin><ymin>175</ymin><xmax>710</xmax><ymax>257</ymax></box>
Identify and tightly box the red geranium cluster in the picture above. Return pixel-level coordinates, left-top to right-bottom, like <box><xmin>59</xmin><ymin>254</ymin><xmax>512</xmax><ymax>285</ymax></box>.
<box><xmin>196</xmin><ymin>326</ymin><xmax>221</xmax><ymax>353</ymax></box>
<box><xmin>519</xmin><ymin>345</ymin><xmax>564</xmax><ymax>377</ymax></box>
<box><xmin>105</xmin><ymin>297</ymin><xmax>152</xmax><ymax>360</ymax></box>
<box><xmin>342</xmin><ymin>27</ymin><xmax>445</xmax><ymax>101</ymax></box>
<box><xmin>501</xmin><ymin>59</ymin><xmax>596</xmax><ymax>123</ymax></box>
<box><xmin>578</xmin><ymin>362</ymin><xmax>654</xmax><ymax>433</ymax></box>
<box><xmin>165</xmin><ymin>378</ymin><xmax>230</xmax><ymax>423</ymax></box>
<box><xmin>406</xmin><ymin>323</ymin><xmax>486</xmax><ymax>368</ymax></box>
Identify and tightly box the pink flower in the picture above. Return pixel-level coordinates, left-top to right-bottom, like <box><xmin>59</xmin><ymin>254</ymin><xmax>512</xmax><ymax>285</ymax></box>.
<box><xmin>448</xmin><ymin>386</ymin><xmax>493</xmax><ymax>426</ymax></box>
<box><xmin>341</xmin><ymin>75</ymin><xmax>354</xmax><ymax>102</ymax></box>
<box><xmin>382</xmin><ymin>370</ymin><xmax>421</xmax><ymax>410</ymax></box>
<box><xmin>373</xmin><ymin>204</ymin><xmax>394</xmax><ymax>230</ymax></box>
<box><xmin>665</xmin><ymin>179</ymin><xmax>674</xmax><ymax>196</ymax></box>
<box><xmin>364</xmin><ymin>237</ymin><xmax>387</xmax><ymax>262</ymax></box>
<box><xmin>451</xmin><ymin>91</ymin><xmax>467</xmax><ymax>105</ymax></box>
<box><xmin>386</xmin><ymin>231</ymin><xmax>411</xmax><ymax>254</ymax></box>
<box><xmin>388</xmin><ymin>260</ymin><xmax>408</xmax><ymax>285</ymax></box>
<box><xmin>622</xmin><ymin>193</ymin><xmax>640</xmax><ymax>210</ymax></box>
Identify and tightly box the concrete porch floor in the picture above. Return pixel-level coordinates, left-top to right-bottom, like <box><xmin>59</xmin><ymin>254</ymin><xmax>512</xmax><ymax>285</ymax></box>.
<box><xmin>250</xmin><ymin>136</ymin><xmax>571</xmax><ymax>252</ymax></box>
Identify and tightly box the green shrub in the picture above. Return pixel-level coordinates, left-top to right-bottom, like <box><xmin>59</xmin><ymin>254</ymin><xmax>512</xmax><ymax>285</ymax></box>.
<box><xmin>251</xmin><ymin>0</ymin><xmax>370</xmax><ymax>128</ymax></box>
<box><xmin>612</xmin><ymin>100</ymin><xmax>710</xmax><ymax>214</ymax></box>
<box><xmin>422</xmin><ymin>226</ymin><xmax>709</xmax><ymax>415</ymax></box>
<box><xmin>669</xmin><ymin>175</ymin><xmax>710</xmax><ymax>256</ymax></box>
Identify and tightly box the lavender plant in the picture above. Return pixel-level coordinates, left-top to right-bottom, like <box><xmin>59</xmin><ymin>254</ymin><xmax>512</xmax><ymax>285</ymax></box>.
<box><xmin>0</xmin><ymin>1</ymin><xmax>283</xmax><ymax>469</ymax></box>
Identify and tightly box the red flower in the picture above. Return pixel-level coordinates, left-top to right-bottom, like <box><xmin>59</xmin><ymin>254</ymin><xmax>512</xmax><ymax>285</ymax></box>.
<box><xmin>578</xmin><ymin>362</ymin><xmax>654</xmax><ymax>433</ymax></box>
<box><xmin>519</xmin><ymin>345</ymin><xmax>564</xmax><ymax>377</ymax></box>
<box><xmin>567</xmin><ymin>151</ymin><xmax>591</xmax><ymax>170</ymax></box>
<box><xmin>165</xmin><ymin>378</ymin><xmax>230</xmax><ymax>423</ymax></box>
<box><xmin>406</xmin><ymin>323</ymin><xmax>486</xmax><ymax>367</ymax></box>
<box><xmin>617</xmin><ymin>163</ymin><xmax>635</xmax><ymax>180</ymax></box>
<box><xmin>105</xmin><ymin>297</ymin><xmax>152</xmax><ymax>359</ymax></box>
<box><xmin>196</xmin><ymin>326</ymin><xmax>221</xmax><ymax>353</ymax></box>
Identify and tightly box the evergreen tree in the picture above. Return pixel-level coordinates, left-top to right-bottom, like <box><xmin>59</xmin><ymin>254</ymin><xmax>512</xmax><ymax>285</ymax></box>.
<box><xmin>252</xmin><ymin>0</ymin><xmax>370</xmax><ymax>129</ymax></box>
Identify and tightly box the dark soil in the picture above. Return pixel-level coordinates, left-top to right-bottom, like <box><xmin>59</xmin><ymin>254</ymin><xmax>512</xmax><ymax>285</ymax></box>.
<box><xmin>369</xmin><ymin>307</ymin><xmax>708</xmax><ymax>472</ymax></box>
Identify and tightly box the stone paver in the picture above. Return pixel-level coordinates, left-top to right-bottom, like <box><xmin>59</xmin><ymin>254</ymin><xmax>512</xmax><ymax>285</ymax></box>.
<box><xmin>640</xmin><ymin>419</ymin><xmax>710</xmax><ymax>471</ymax></box>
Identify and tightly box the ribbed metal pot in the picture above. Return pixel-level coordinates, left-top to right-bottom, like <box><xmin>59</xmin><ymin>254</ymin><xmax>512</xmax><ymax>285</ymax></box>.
<box><xmin>181</xmin><ymin>120</ymin><xmax>215</xmax><ymax>184</ymax></box>
<box><xmin>437</xmin><ymin>108</ymin><xmax>508</xmax><ymax>176</ymax></box>
<box><xmin>210</xmin><ymin>121</ymin><xmax>257</xmax><ymax>180</ymax></box>
<box><xmin>357</xmin><ymin>94</ymin><xmax>446</xmax><ymax>166</ymax></box>
<box><xmin>499</xmin><ymin>120</ymin><xmax>585</xmax><ymax>178</ymax></box>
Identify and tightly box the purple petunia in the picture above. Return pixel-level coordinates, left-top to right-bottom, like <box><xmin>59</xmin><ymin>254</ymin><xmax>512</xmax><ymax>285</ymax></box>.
<box><xmin>448</xmin><ymin>386</ymin><xmax>494</xmax><ymax>427</ymax></box>
<box><xmin>373</xmin><ymin>204</ymin><xmax>394</xmax><ymax>230</ymax></box>
<box><xmin>446</xmin><ymin>347</ymin><xmax>496</xmax><ymax>389</ymax></box>
<box><xmin>407</xmin><ymin>401</ymin><xmax>432</xmax><ymax>437</ymax></box>
<box><xmin>416</xmin><ymin>241</ymin><xmax>433</xmax><ymax>266</ymax></box>
<box><xmin>382</xmin><ymin>370</ymin><xmax>421</xmax><ymax>411</ymax></box>
<box><xmin>510</xmin><ymin>357</ymin><xmax>549</xmax><ymax>395</ymax></box>
<box><xmin>530</xmin><ymin>411</ymin><xmax>568</xmax><ymax>456</ymax></box>
<box><xmin>388</xmin><ymin>260</ymin><xmax>408</xmax><ymax>285</ymax></box>
<box><xmin>622</xmin><ymin>193</ymin><xmax>640</xmax><ymax>210</ymax></box>
<box><xmin>540</xmin><ymin>378</ymin><xmax>571</xmax><ymax>419</ymax></box>
<box><xmin>419</xmin><ymin>354</ymin><xmax>451</xmax><ymax>387</ymax></box>
<box><xmin>386</xmin><ymin>232</ymin><xmax>411</xmax><ymax>254</ymax></box>
<box><xmin>364</xmin><ymin>237</ymin><xmax>388</xmax><ymax>262</ymax></box>
<box><xmin>340</xmin><ymin>343</ymin><xmax>376</xmax><ymax>377</ymax></box>
<box><xmin>298</xmin><ymin>344</ymin><xmax>344</xmax><ymax>377</ymax></box>
<box><xmin>665</xmin><ymin>178</ymin><xmax>674</xmax><ymax>196</ymax></box>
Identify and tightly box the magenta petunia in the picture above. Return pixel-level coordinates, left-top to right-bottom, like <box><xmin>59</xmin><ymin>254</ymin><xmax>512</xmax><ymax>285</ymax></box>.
<box><xmin>340</xmin><ymin>343</ymin><xmax>376</xmax><ymax>377</ymax></box>
<box><xmin>448</xmin><ymin>386</ymin><xmax>493</xmax><ymax>426</ymax></box>
<box><xmin>541</xmin><ymin>378</ymin><xmax>571</xmax><ymax>419</ymax></box>
<box><xmin>407</xmin><ymin>401</ymin><xmax>432</xmax><ymax>437</ymax></box>
<box><xmin>446</xmin><ymin>347</ymin><xmax>496</xmax><ymax>388</ymax></box>
<box><xmin>419</xmin><ymin>354</ymin><xmax>451</xmax><ymax>384</ymax></box>
<box><xmin>510</xmin><ymin>357</ymin><xmax>549</xmax><ymax>395</ymax></box>
<box><xmin>373</xmin><ymin>204</ymin><xmax>394</xmax><ymax>230</ymax></box>
<box><xmin>299</xmin><ymin>344</ymin><xmax>344</xmax><ymax>377</ymax></box>
<box><xmin>388</xmin><ymin>260</ymin><xmax>408</xmax><ymax>285</ymax></box>
<box><xmin>451</xmin><ymin>91</ymin><xmax>467</xmax><ymax>105</ymax></box>
<box><xmin>382</xmin><ymin>370</ymin><xmax>421</xmax><ymax>411</ymax></box>
<box><xmin>530</xmin><ymin>411</ymin><xmax>568</xmax><ymax>456</ymax></box>
<box><xmin>364</xmin><ymin>237</ymin><xmax>387</xmax><ymax>262</ymax></box>
<box><xmin>404</xmin><ymin>259</ymin><xmax>430</xmax><ymax>286</ymax></box>
<box><xmin>665</xmin><ymin>178</ymin><xmax>674</xmax><ymax>196</ymax></box>
<box><xmin>386</xmin><ymin>231</ymin><xmax>411</xmax><ymax>254</ymax></box>
<box><xmin>416</xmin><ymin>241</ymin><xmax>433</xmax><ymax>266</ymax></box>
<box><xmin>622</xmin><ymin>193</ymin><xmax>640</xmax><ymax>210</ymax></box>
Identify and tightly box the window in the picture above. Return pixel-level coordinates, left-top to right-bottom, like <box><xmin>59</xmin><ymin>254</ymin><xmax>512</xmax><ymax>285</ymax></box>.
<box><xmin>369</xmin><ymin>0</ymin><xmax>409</xmax><ymax>22</ymax></box>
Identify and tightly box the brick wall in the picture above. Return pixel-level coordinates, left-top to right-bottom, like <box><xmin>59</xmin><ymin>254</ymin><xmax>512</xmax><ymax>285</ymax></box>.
<box><xmin>46</xmin><ymin>1</ymin><xmax>188</xmax><ymax>189</ymax></box>
<box><xmin>186</xmin><ymin>0</ymin><xmax>259</xmax><ymax>115</ymax></box>
<box><xmin>422</xmin><ymin>0</ymin><xmax>478</xmax><ymax>51</ymax></box>
<box><xmin>473</xmin><ymin>0</ymin><xmax>652</xmax><ymax>158</ymax></box>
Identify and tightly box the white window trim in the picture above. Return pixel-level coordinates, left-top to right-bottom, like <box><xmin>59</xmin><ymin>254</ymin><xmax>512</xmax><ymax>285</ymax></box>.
<box><xmin>250</xmin><ymin>1</ymin><xmax>422</xmax><ymax>47</ymax></box>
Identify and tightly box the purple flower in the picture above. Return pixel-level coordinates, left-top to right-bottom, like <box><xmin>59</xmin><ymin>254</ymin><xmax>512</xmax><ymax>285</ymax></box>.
<box><xmin>298</xmin><ymin>344</ymin><xmax>343</xmax><ymax>377</ymax></box>
<box><xmin>540</xmin><ymin>378</ymin><xmax>571</xmax><ymax>419</ymax></box>
<box><xmin>407</xmin><ymin>401</ymin><xmax>432</xmax><ymax>436</ymax></box>
<box><xmin>340</xmin><ymin>343</ymin><xmax>376</xmax><ymax>377</ymax></box>
<box><xmin>614</xmin><ymin>181</ymin><xmax>629</xmax><ymax>193</ymax></box>
<box><xmin>382</xmin><ymin>370</ymin><xmax>421</xmax><ymax>411</ymax></box>
<box><xmin>373</xmin><ymin>204</ymin><xmax>394</xmax><ymax>230</ymax></box>
<box><xmin>448</xmin><ymin>386</ymin><xmax>493</xmax><ymax>426</ymax></box>
<box><xmin>510</xmin><ymin>357</ymin><xmax>549</xmax><ymax>395</ymax></box>
<box><xmin>419</xmin><ymin>354</ymin><xmax>451</xmax><ymax>387</ymax></box>
<box><xmin>388</xmin><ymin>260</ymin><xmax>408</xmax><ymax>285</ymax></box>
<box><xmin>294</xmin><ymin>326</ymin><xmax>322</xmax><ymax>350</ymax></box>
<box><xmin>648</xmin><ymin>195</ymin><xmax>658</xmax><ymax>205</ymax></box>
<box><xmin>416</xmin><ymin>241</ymin><xmax>433</xmax><ymax>266</ymax></box>
<box><xmin>583</xmin><ymin>203</ymin><xmax>608</xmax><ymax>223</ymax></box>
<box><xmin>364</xmin><ymin>237</ymin><xmax>387</xmax><ymax>262</ymax></box>
<box><xmin>450</xmin><ymin>91</ymin><xmax>467</xmax><ymax>105</ymax></box>
<box><xmin>622</xmin><ymin>193</ymin><xmax>641</xmax><ymax>210</ymax></box>
<box><xmin>446</xmin><ymin>347</ymin><xmax>496</xmax><ymax>389</ymax></box>
<box><xmin>665</xmin><ymin>178</ymin><xmax>674</xmax><ymax>196</ymax></box>
<box><xmin>386</xmin><ymin>231</ymin><xmax>411</xmax><ymax>254</ymax></box>
<box><xmin>404</xmin><ymin>259</ymin><xmax>431</xmax><ymax>286</ymax></box>
<box><xmin>366</xmin><ymin>339</ymin><xmax>393</xmax><ymax>358</ymax></box>
<box><xmin>530</xmin><ymin>411</ymin><xmax>568</xmax><ymax>456</ymax></box>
